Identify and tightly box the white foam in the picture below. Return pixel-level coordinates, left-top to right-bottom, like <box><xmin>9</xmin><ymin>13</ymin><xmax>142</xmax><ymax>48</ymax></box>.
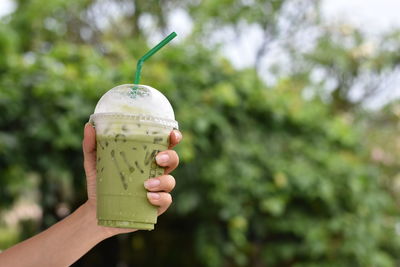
<box><xmin>94</xmin><ymin>84</ymin><xmax>175</xmax><ymax>120</ymax></box>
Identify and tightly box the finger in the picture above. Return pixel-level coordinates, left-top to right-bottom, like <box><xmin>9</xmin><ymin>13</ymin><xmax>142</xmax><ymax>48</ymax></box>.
<box><xmin>169</xmin><ymin>130</ymin><xmax>182</xmax><ymax>149</ymax></box>
<box><xmin>144</xmin><ymin>175</ymin><xmax>176</xmax><ymax>193</ymax></box>
<box><xmin>155</xmin><ymin>150</ymin><xmax>179</xmax><ymax>174</ymax></box>
<box><xmin>147</xmin><ymin>192</ymin><xmax>172</xmax><ymax>215</ymax></box>
<box><xmin>83</xmin><ymin>123</ymin><xmax>97</xmax><ymax>179</ymax></box>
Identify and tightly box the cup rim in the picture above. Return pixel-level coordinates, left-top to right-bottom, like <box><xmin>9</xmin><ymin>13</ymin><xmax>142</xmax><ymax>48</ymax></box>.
<box><xmin>89</xmin><ymin>112</ymin><xmax>179</xmax><ymax>129</ymax></box>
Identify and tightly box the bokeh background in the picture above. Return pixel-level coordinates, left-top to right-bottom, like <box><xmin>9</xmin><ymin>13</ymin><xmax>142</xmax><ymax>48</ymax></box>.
<box><xmin>1</xmin><ymin>0</ymin><xmax>400</xmax><ymax>266</ymax></box>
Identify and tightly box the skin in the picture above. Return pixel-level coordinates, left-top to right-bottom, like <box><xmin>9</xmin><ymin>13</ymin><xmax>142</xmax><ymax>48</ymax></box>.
<box><xmin>0</xmin><ymin>124</ymin><xmax>182</xmax><ymax>267</ymax></box>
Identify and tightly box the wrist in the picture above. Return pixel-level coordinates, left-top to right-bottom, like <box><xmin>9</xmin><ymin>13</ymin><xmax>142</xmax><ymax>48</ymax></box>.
<box><xmin>79</xmin><ymin>201</ymin><xmax>114</xmax><ymax>240</ymax></box>
<box><xmin>80</xmin><ymin>201</ymin><xmax>137</xmax><ymax>239</ymax></box>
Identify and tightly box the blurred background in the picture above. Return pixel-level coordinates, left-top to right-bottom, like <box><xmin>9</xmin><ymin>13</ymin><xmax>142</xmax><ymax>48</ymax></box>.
<box><xmin>1</xmin><ymin>0</ymin><xmax>400</xmax><ymax>266</ymax></box>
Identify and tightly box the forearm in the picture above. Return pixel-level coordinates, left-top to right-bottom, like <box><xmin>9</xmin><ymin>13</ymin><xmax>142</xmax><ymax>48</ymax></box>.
<box><xmin>0</xmin><ymin>202</ymin><xmax>112</xmax><ymax>267</ymax></box>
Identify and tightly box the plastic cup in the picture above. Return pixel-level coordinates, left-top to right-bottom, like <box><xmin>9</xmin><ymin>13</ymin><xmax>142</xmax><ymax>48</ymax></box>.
<box><xmin>89</xmin><ymin>84</ymin><xmax>178</xmax><ymax>230</ymax></box>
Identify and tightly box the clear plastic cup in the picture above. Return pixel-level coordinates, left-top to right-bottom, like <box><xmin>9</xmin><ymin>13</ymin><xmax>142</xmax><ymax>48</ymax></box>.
<box><xmin>89</xmin><ymin>84</ymin><xmax>178</xmax><ymax>230</ymax></box>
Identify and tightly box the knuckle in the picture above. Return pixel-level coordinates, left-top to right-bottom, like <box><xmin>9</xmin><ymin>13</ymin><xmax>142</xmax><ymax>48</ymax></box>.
<box><xmin>164</xmin><ymin>193</ymin><xmax>173</xmax><ymax>204</ymax></box>
<box><xmin>169</xmin><ymin>150</ymin><xmax>179</xmax><ymax>164</ymax></box>
<box><xmin>160</xmin><ymin>175</ymin><xmax>175</xmax><ymax>191</ymax></box>
<box><xmin>166</xmin><ymin>175</ymin><xmax>176</xmax><ymax>190</ymax></box>
<box><xmin>167</xmin><ymin>149</ymin><xmax>177</xmax><ymax>157</ymax></box>
<box><xmin>174</xmin><ymin>130</ymin><xmax>182</xmax><ymax>141</ymax></box>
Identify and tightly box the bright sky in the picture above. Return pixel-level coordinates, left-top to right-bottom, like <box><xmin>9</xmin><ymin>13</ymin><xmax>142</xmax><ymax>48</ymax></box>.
<box><xmin>0</xmin><ymin>0</ymin><xmax>15</xmax><ymax>17</ymax></box>
<box><xmin>323</xmin><ymin>0</ymin><xmax>400</xmax><ymax>34</ymax></box>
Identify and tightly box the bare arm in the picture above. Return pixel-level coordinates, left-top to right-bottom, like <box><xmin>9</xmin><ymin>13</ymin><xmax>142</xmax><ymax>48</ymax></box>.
<box><xmin>0</xmin><ymin>202</ymin><xmax>113</xmax><ymax>267</ymax></box>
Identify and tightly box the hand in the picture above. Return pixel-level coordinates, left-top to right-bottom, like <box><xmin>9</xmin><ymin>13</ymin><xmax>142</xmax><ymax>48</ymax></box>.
<box><xmin>82</xmin><ymin>123</ymin><xmax>182</xmax><ymax>235</ymax></box>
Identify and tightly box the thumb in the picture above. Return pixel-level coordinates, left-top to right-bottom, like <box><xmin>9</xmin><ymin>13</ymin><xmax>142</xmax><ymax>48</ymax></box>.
<box><xmin>83</xmin><ymin>123</ymin><xmax>97</xmax><ymax>179</ymax></box>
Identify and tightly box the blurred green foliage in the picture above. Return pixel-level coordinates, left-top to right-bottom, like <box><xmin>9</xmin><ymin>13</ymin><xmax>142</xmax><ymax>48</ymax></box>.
<box><xmin>1</xmin><ymin>0</ymin><xmax>400</xmax><ymax>266</ymax></box>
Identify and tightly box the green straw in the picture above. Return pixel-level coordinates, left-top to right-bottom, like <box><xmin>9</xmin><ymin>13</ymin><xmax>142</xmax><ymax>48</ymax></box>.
<box><xmin>134</xmin><ymin>32</ymin><xmax>177</xmax><ymax>85</ymax></box>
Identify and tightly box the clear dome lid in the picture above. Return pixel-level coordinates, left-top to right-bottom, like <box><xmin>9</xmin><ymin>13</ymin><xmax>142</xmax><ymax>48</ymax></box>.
<box><xmin>93</xmin><ymin>84</ymin><xmax>176</xmax><ymax>120</ymax></box>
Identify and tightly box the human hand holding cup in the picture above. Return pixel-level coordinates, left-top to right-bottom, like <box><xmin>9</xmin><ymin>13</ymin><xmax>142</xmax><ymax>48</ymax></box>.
<box><xmin>86</xmin><ymin>32</ymin><xmax>179</xmax><ymax>232</ymax></box>
<box><xmin>88</xmin><ymin>84</ymin><xmax>180</xmax><ymax>231</ymax></box>
<box><xmin>83</xmin><ymin>112</ymin><xmax>182</xmax><ymax>234</ymax></box>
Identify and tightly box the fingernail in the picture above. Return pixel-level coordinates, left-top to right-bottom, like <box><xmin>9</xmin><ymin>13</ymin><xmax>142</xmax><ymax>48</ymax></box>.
<box><xmin>85</xmin><ymin>122</ymin><xmax>93</xmax><ymax>129</ymax></box>
<box><xmin>144</xmin><ymin>179</ymin><xmax>160</xmax><ymax>189</ymax></box>
<box><xmin>156</xmin><ymin>153</ymin><xmax>170</xmax><ymax>164</ymax></box>
<box><xmin>147</xmin><ymin>192</ymin><xmax>160</xmax><ymax>200</ymax></box>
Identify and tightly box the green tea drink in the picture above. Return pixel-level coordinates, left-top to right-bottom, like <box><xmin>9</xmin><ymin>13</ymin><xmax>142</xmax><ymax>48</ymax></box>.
<box><xmin>90</xmin><ymin>84</ymin><xmax>178</xmax><ymax>230</ymax></box>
